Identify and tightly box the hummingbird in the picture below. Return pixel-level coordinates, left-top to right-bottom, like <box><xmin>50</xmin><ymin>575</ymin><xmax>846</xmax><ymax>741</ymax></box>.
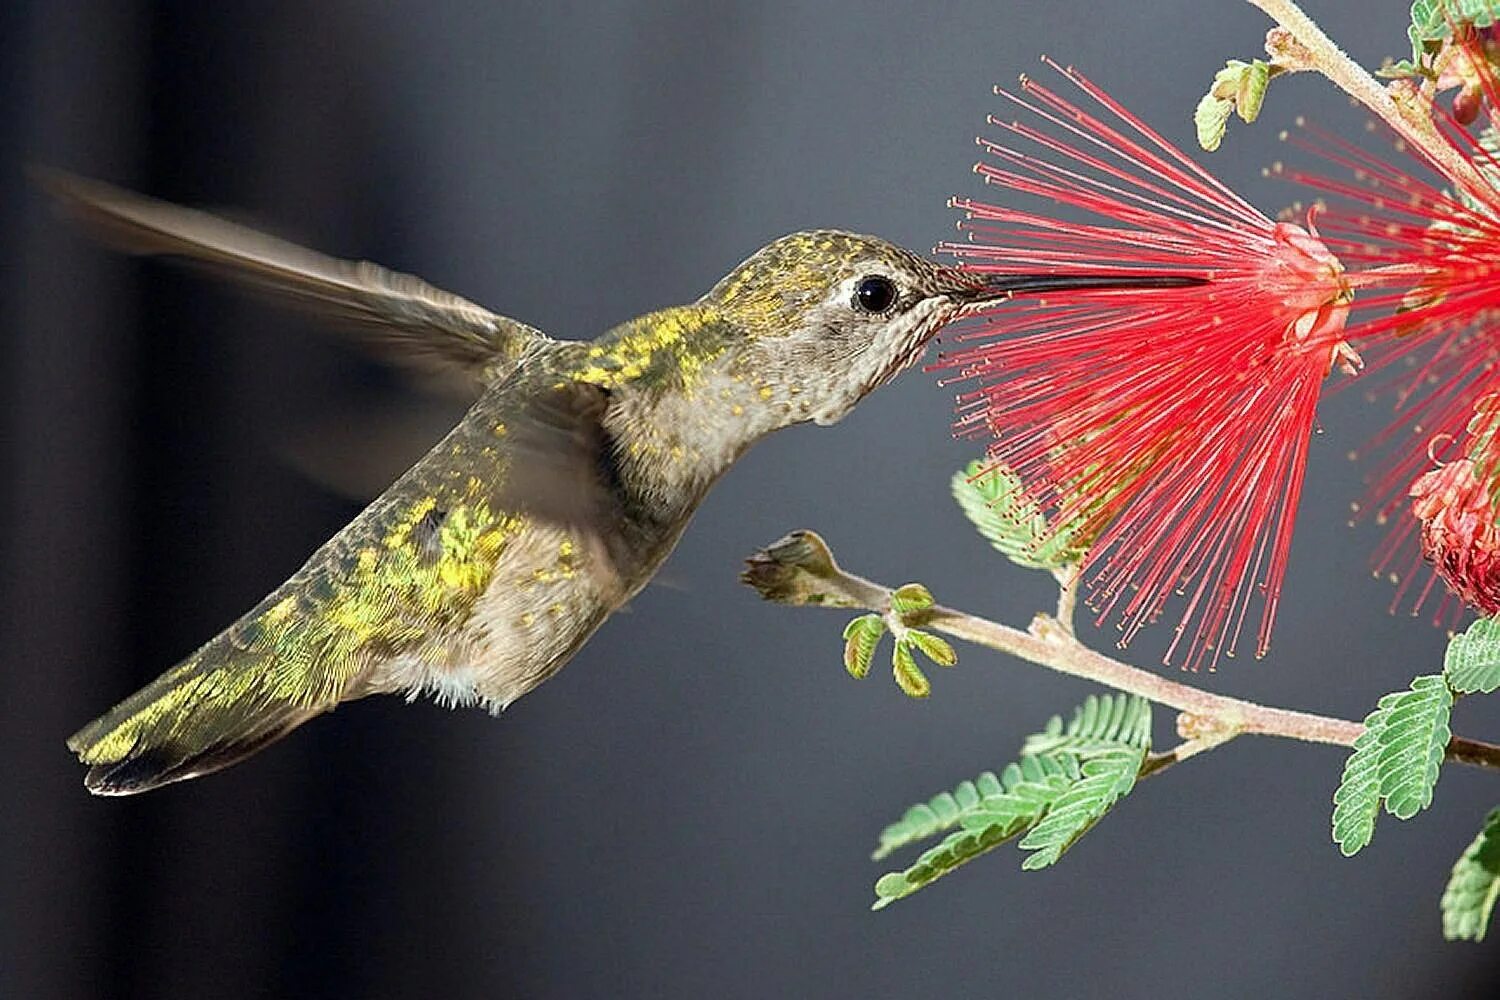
<box><xmin>42</xmin><ymin>171</ymin><xmax>1202</xmax><ymax>794</ymax></box>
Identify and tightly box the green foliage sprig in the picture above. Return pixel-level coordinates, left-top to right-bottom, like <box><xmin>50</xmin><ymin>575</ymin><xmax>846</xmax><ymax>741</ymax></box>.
<box><xmin>1333</xmin><ymin>676</ymin><xmax>1453</xmax><ymax>856</ymax></box>
<box><xmin>870</xmin><ymin>694</ymin><xmax>1153</xmax><ymax>908</ymax></box>
<box><xmin>1442</xmin><ymin>807</ymin><xmax>1500</xmax><ymax>941</ymax></box>
<box><xmin>744</xmin><ymin>455</ymin><xmax>1500</xmax><ymax>940</ymax></box>
<box><xmin>951</xmin><ymin>460</ymin><xmax>1082</xmax><ymax>570</ymax></box>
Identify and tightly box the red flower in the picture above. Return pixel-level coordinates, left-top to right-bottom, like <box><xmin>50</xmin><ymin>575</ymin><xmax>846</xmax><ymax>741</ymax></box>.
<box><xmin>1271</xmin><ymin>74</ymin><xmax>1500</xmax><ymax>614</ymax></box>
<box><xmin>937</xmin><ymin>62</ymin><xmax>1358</xmax><ymax>669</ymax></box>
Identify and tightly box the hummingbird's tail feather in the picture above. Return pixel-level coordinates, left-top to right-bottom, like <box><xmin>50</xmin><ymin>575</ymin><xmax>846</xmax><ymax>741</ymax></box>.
<box><xmin>67</xmin><ymin>597</ymin><xmax>372</xmax><ymax>795</ymax></box>
<box><xmin>70</xmin><ymin>703</ymin><xmax>317</xmax><ymax>795</ymax></box>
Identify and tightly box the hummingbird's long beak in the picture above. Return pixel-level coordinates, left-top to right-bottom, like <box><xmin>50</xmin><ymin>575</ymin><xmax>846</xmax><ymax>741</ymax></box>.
<box><xmin>941</xmin><ymin>269</ymin><xmax>1208</xmax><ymax>316</ymax></box>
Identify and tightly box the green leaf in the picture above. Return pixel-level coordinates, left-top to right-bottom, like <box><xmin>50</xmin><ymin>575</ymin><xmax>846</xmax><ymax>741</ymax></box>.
<box><xmin>841</xmin><ymin>614</ymin><xmax>884</xmax><ymax>680</ymax></box>
<box><xmin>1445</xmin><ymin>617</ymin><xmax>1500</xmax><ymax>694</ymax></box>
<box><xmin>891</xmin><ymin>639</ymin><xmax>930</xmax><ymax>699</ymax></box>
<box><xmin>871</xmin><ymin>754</ymin><xmax>1081</xmax><ymax>907</ymax></box>
<box><xmin>1442</xmin><ymin>807</ymin><xmax>1500</xmax><ymax>941</ymax></box>
<box><xmin>1377</xmin><ymin>675</ymin><xmax>1453</xmax><ymax>820</ymax></box>
<box><xmin>1194</xmin><ymin>93</ymin><xmax>1232</xmax><ymax>153</ymax></box>
<box><xmin>1409</xmin><ymin>0</ymin><xmax>1500</xmax><ymax>61</ymax></box>
<box><xmin>1332</xmin><ymin>708</ymin><xmax>1386</xmax><ymax>857</ymax></box>
<box><xmin>1233</xmin><ymin>59</ymin><xmax>1271</xmax><ymax>123</ymax></box>
<box><xmin>1022</xmin><ymin>693</ymin><xmax>1153</xmax><ymax>758</ymax></box>
<box><xmin>873</xmin><ymin>772</ymin><xmax>998</xmax><ymax>861</ymax></box>
<box><xmin>1332</xmin><ymin>674</ymin><xmax>1454</xmax><ymax>855</ymax></box>
<box><xmin>870</xmin><ymin>694</ymin><xmax>1152</xmax><ymax>906</ymax></box>
<box><xmin>907</xmin><ymin>630</ymin><xmax>957</xmax><ymax>668</ymax></box>
<box><xmin>890</xmin><ymin>583</ymin><xmax>934</xmax><ymax>615</ymax></box>
<box><xmin>957</xmin><ymin>754</ymin><xmax>1082</xmax><ymax>833</ymax></box>
<box><xmin>951</xmin><ymin>460</ymin><xmax>1082</xmax><ymax>570</ymax></box>
<box><xmin>1195</xmin><ymin>59</ymin><xmax>1274</xmax><ymax>151</ymax></box>
<box><xmin>1017</xmin><ymin>748</ymin><xmax>1144</xmax><ymax>870</ymax></box>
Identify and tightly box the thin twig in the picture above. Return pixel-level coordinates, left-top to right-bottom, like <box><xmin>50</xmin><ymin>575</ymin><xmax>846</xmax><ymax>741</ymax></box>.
<box><xmin>1050</xmin><ymin>566</ymin><xmax>1079</xmax><ymax>636</ymax></box>
<box><xmin>740</xmin><ymin>530</ymin><xmax>1500</xmax><ymax>771</ymax></box>
<box><xmin>1245</xmin><ymin>0</ymin><xmax>1491</xmax><ymax>195</ymax></box>
<box><xmin>1140</xmin><ymin>737</ymin><xmax>1227</xmax><ymax>779</ymax></box>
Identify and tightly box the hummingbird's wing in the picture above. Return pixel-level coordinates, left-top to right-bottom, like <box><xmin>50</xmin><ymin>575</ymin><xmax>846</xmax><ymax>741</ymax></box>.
<box><xmin>67</xmin><ymin>372</ymin><xmax>636</xmax><ymax>794</ymax></box>
<box><xmin>35</xmin><ymin>169</ymin><xmax>548</xmax><ymax>385</ymax></box>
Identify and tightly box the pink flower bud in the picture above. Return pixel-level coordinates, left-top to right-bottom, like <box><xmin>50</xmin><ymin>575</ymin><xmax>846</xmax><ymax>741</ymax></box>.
<box><xmin>1411</xmin><ymin>459</ymin><xmax>1500</xmax><ymax>615</ymax></box>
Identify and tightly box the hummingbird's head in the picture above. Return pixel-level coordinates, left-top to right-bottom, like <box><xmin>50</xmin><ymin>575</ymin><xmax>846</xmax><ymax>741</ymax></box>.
<box><xmin>702</xmin><ymin>230</ymin><xmax>1200</xmax><ymax>426</ymax></box>
<box><xmin>702</xmin><ymin>230</ymin><xmax>994</xmax><ymax>426</ymax></box>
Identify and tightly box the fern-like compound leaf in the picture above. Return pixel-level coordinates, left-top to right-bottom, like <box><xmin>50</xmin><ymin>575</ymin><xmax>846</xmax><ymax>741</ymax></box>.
<box><xmin>951</xmin><ymin>460</ymin><xmax>1081</xmax><ymax>570</ymax></box>
<box><xmin>1332</xmin><ymin>674</ymin><xmax>1453</xmax><ymax>855</ymax></box>
<box><xmin>1441</xmin><ymin>807</ymin><xmax>1500</xmax><ymax>942</ymax></box>
<box><xmin>873</xmin><ymin>772</ymin><xmax>1000</xmax><ymax>861</ymax></box>
<box><xmin>871</xmin><ymin>754</ymin><xmax>1081</xmax><ymax>907</ymax></box>
<box><xmin>1375</xmin><ymin>675</ymin><xmax>1452</xmax><ymax>820</ymax></box>
<box><xmin>956</xmin><ymin>755</ymin><xmax>1082</xmax><ymax>833</ymax></box>
<box><xmin>1332</xmin><ymin>706</ymin><xmax>1386</xmax><ymax>857</ymax></box>
<box><xmin>1445</xmin><ymin>617</ymin><xmax>1500</xmax><ymax>695</ymax></box>
<box><xmin>871</xmin><ymin>694</ymin><xmax>1153</xmax><ymax>907</ymax></box>
<box><xmin>1017</xmin><ymin>748</ymin><xmax>1145</xmax><ymax>870</ymax></box>
<box><xmin>1022</xmin><ymin>693</ymin><xmax>1152</xmax><ymax>758</ymax></box>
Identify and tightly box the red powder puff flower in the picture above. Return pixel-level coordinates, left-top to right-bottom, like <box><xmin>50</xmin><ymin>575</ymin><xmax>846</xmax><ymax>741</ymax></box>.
<box><xmin>936</xmin><ymin>61</ymin><xmax>1359</xmax><ymax>669</ymax></box>
<box><xmin>1272</xmin><ymin>62</ymin><xmax>1500</xmax><ymax>614</ymax></box>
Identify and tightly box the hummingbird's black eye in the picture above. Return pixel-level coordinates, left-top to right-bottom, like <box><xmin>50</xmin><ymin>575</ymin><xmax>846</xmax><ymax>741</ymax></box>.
<box><xmin>853</xmin><ymin>275</ymin><xmax>898</xmax><ymax>314</ymax></box>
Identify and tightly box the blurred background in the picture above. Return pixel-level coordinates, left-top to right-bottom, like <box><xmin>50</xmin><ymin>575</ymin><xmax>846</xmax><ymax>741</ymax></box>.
<box><xmin>4</xmin><ymin>1</ymin><xmax>1499</xmax><ymax>997</ymax></box>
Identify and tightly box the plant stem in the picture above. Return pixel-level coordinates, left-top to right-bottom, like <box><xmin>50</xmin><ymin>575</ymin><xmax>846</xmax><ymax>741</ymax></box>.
<box><xmin>1244</xmin><ymin>0</ymin><xmax>1491</xmax><ymax>195</ymax></box>
<box><xmin>741</xmin><ymin>530</ymin><xmax>1500</xmax><ymax>771</ymax></box>
<box><xmin>1140</xmin><ymin>734</ymin><xmax>1236</xmax><ymax>779</ymax></box>
<box><xmin>1050</xmin><ymin>566</ymin><xmax>1079</xmax><ymax>636</ymax></box>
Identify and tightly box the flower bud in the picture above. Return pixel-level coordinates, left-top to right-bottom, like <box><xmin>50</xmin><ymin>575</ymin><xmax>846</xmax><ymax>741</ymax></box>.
<box><xmin>1411</xmin><ymin>459</ymin><xmax>1500</xmax><ymax>615</ymax></box>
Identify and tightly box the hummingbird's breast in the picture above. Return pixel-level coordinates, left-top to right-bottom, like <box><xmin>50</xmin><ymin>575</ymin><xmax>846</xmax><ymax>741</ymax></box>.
<box><xmin>368</xmin><ymin>519</ymin><xmax>635</xmax><ymax>710</ymax></box>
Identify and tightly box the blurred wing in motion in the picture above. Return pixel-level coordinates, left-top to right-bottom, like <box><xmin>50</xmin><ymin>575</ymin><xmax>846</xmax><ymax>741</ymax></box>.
<box><xmin>35</xmin><ymin>168</ymin><xmax>550</xmax><ymax>385</ymax></box>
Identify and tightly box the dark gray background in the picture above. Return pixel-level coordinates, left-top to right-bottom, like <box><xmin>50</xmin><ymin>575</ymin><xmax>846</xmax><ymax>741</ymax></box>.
<box><xmin>5</xmin><ymin>2</ymin><xmax>1499</xmax><ymax>998</ymax></box>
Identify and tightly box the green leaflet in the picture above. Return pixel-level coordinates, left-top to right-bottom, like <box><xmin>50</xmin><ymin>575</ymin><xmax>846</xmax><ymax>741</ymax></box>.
<box><xmin>1233</xmin><ymin>60</ymin><xmax>1271</xmax><ymax>123</ymax></box>
<box><xmin>842</xmin><ymin>590</ymin><xmax>955</xmax><ymax>695</ymax></box>
<box><xmin>871</xmin><ymin>755</ymin><xmax>1081</xmax><ymax>907</ymax></box>
<box><xmin>871</xmin><ymin>696</ymin><xmax>1151</xmax><ymax>907</ymax></box>
<box><xmin>1332</xmin><ymin>706</ymin><xmax>1387</xmax><ymax>857</ymax></box>
<box><xmin>1195</xmin><ymin>59</ymin><xmax>1274</xmax><ymax>151</ymax></box>
<box><xmin>1017</xmin><ymin>748</ymin><xmax>1144</xmax><ymax>870</ymax></box>
<box><xmin>1409</xmin><ymin>0</ymin><xmax>1499</xmax><ymax>63</ymax></box>
<box><xmin>1332</xmin><ymin>675</ymin><xmax>1454</xmax><ymax>856</ymax></box>
<box><xmin>889</xmin><ymin>583</ymin><xmax>934</xmax><ymax>615</ymax></box>
<box><xmin>907</xmin><ymin>630</ymin><xmax>957</xmax><ymax>668</ymax></box>
<box><xmin>1194</xmin><ymin>92</ymin><xmax>1232</xmax><ymax>153</ymax></box>
<box><xmin>951</xmin><ymin>460</ymin><xmax>1082</xmax><ymax>570</ymax></box>
<box><xmin>891</xmin><ymin>639</ymin><xmax>930</xmax><ymax>699</ymax></box>
<box><xmin>1022</xmin><ymin>693</ymin><xmax>1153</xmax><ymax>758</ymax></box>
<box><xmin>1441</xmin><ymin>807</ymin><xmax>1500</xmax><ymax>942</ymax></box>
<box><xmin>842</xmin><ymin>614</ymin><xmax>884</xmax><ymax>681</ymax></box>
<box><xmin>1378</xmin><ymin>676</ymin><xmax>1453</xmax><ymax>819</ymax></box>
<box><xmin>873</xmin><ymin>768</ymin><xmax>1013</xmax><ymax>861</ymax></box>
<box><xmin>1445</xmin><ymin>617</ymin><xmax>1500</xmax><ymax>695</ymax></box>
